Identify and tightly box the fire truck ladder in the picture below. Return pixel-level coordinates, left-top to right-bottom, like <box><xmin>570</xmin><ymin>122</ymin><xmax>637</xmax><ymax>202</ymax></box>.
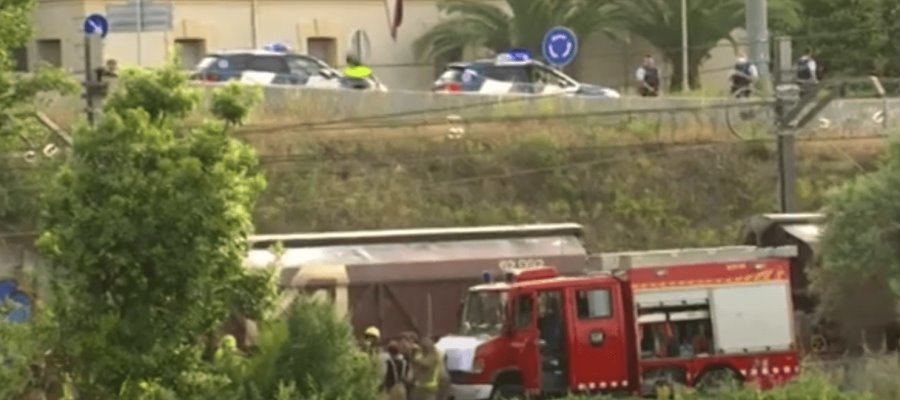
<box><xmin>587</xmin><ymin>245</ymin><xmax>799</xmax><ymax>272</ymax></box>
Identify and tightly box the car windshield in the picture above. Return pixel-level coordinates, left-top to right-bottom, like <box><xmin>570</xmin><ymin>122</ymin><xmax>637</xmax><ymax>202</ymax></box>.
<box><xmin>196</xmin><ymin>56</ymin><xmax>218</xmax><ymax>70</ymax></box>
<box><xmin>287</xmin><ymin>56</ymin><xmax>325</xmax><ymax>75</ymax></box>
<box><xmin>436</xmin><ymin>67</ymin><xmax>464</xmax><ymax>83</ymax></box>
<box><xmin>461</xmin><ymin>290</ymin><xmax>507</xmax><ymax>336</ymax></box>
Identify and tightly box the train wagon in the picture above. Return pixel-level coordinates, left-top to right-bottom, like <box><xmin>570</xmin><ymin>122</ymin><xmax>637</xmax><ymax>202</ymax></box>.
<box><xmin>245</xmin><ymin>223</ymin><xmax>588</xmax><ymax>340</ymax></box>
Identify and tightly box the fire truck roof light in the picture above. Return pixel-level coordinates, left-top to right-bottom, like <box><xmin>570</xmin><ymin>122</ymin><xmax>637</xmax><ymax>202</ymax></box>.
<box><xmin>481</xmin><ymin>271</ymin><xmax>492</xmax><ymax>283</ymax></box>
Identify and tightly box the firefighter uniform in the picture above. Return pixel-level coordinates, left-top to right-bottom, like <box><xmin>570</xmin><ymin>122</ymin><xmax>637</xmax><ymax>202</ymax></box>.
<box><xmin>411</xmin><ymin>341</ymin><xmax>442</xmax><ymax>400</ymax></box>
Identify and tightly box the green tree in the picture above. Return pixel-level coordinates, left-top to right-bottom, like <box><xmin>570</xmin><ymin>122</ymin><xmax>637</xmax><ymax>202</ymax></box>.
<box><xmin>413</xmin><ymin>0</ymin><xmax>623</xmax><ymax>67</ymax></box>
<box><xmin>0</xmin><ymin>0</ymin><xmax>76</xmax><ymax>231</ymax></box>
<box><xmin>231</xmin><ymin>298</ymin><xmax>379</xmax><ymax>400</ymax></box>
<box><xmin>816</xmin><ymin>138</ymin><xmax>900</xmax><ymax>350</ymax></box>
<box><xmin>788</xmin><ymin>0</ymin><xmax>900</xmax><ymax>78</ymax></box>
<box><xmin>36</xmin><ymin>60</ymin><xmax>272</xmax><ymax>398</ymax></box>
<box><xmin>614</xmin><ymin>0</ymin><xmax>800</xmax><ymax>90</ymax></box>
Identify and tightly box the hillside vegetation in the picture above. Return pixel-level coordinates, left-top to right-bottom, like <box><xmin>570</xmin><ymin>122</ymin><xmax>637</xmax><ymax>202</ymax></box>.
<box><xmin>251</xmin><ymin>127</ymin><xmax>878</xmax><ymax>252</ymax></box>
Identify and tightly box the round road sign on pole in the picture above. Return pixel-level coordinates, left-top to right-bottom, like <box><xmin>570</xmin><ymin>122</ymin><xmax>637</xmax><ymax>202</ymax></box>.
<box><xmin>83</xmin><ymin>14</ymin><xmax>109</xmax><ymax>38</ymax></box>
<box><xmin>542</xmin><ymin>26</ymin><xmax>578</xmax><ymax>67</ymax></box>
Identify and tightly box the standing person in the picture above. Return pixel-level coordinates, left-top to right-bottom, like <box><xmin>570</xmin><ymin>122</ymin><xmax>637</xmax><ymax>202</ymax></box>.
<box><xmin>795</xmin><ymin>49</ymin><xmax>818</xmax><ymax>96</ymax></box>
<box><xmin>432</xmin><ymin>335</ymin><xmax>451</xmax><ymax>400</ymax></box>
<box><xmin>399</xmin><ymin>332</ymin><xmax>420</xmax><ymax>400</ymax></box>
<box><xmin>410</xmin><ymin>337</ymin><xmax>441</xmax><ymax>400</ymax></box>
<box><xmin>729</xmin><ymin>54</ymin><xmax>758</xmax><ymax>98</ymax></box>
<box><xmin>363</xmin><ymin>326</ymin><xmax>389</xmax><ymax>382</ymax></box>
<box><xmin>635</xmin><ymin>54</ymin><xmax>661</xmax><ymax>97</ymax></box>
<box><xmin>381</xmin><ymin>341</ymin><xmax>409</xmax><ymax>400</ymax></box>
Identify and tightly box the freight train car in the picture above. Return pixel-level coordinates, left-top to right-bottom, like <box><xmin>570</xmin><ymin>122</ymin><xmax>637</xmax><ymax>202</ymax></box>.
<box><xmin>245</xmin><ymin>223</ymin><xmax>588</xmax><ymax>340</ymax></box>
<box><xmin>742</xmin><ymin>213</ymin><xmax>900</xmax><ymax>355</ymax></box>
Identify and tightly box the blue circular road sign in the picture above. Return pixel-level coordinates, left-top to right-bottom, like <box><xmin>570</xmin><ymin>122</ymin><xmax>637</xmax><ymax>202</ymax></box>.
<box><xmin>542</xmin><ymin>26</ymin><xmax>579</xmax><ymax>67</ymax></box>
<box><xmin>83</xmin><ymin>14</ymin><xmax>109</xmax><ymax>38</ymax></box>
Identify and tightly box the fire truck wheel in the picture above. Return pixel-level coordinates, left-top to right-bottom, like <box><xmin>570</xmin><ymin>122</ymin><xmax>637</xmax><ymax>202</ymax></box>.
<box><xmin>490</xmin><ymin>384</ymin><xmax>526</xmax><ymax>400</ymax></box>
<box><xmin>810</xmin><ymin>334</ymin><xmax>828</xmax><ymax>353</ymax></box>
<box><xmin>695</xmin><ymin>367</ymin><xmax>742</xmax><ymax>393</ymax></box>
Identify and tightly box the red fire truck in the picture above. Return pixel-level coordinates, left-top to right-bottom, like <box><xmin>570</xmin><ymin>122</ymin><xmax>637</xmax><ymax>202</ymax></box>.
<box><xmin>436</xmin><ymin>245</ymin><xmax>802</xmax><ymax>399</ymax></box>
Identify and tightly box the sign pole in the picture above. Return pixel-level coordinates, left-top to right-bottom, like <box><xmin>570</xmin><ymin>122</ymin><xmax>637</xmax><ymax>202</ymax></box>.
<box><xmin>84</xmin><ymin>37</ymin><xmax>96</xmax><ymax>126</ymax></box>
<box><xmin>136</xmin><ymin>0</ymin><xmax>143</xmax><ymax>65</ymax></box>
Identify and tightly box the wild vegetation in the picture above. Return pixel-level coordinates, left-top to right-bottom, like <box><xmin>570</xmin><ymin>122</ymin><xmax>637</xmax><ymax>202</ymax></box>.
<box><xmin>1</xmin><ymin>0</ymin><xmax>899</xmax><ymax>399</ymax></box>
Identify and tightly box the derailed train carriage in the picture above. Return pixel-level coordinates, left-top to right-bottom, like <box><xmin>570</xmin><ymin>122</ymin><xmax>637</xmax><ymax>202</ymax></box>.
<box><xmin>244</xmin><ymin>223</ymin><xmax>588</xmax><ymax>340</ymax></box>
<box><xmin>742</xmin><ymin>213</ymin><xmax>900</xmax><ymax>355</ymax></box>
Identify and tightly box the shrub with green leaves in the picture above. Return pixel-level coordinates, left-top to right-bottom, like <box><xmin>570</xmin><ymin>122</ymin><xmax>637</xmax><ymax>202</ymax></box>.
<box><xmin>230</xmin><ymin>297</ymin><xmax>379</xmax><ymax>400</ymax></box>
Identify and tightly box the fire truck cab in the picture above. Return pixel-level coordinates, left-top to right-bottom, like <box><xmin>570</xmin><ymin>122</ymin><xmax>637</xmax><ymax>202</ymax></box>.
<box><xmin>436</xmin><ymin>245</ymin><xmax>802</xmax><ymax>399</ymax></box>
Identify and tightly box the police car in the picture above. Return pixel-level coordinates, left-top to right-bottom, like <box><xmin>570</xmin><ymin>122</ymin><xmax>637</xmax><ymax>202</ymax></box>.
<box><xmin>432</xmin><ymin>51</ymin><xmax>620</xmax><ymax>98</ymax></box>
<box><xmin>189</xmin><ymin>44</ymin><xmax>345</xmax><ymax>89</ymax></box>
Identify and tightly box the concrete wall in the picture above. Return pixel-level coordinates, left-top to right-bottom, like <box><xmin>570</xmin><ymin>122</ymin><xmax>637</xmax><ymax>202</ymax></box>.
<box><xmin>226</xmin><ymin>85</ymin><xmax>900</xmax><ymax>136</ymax></box>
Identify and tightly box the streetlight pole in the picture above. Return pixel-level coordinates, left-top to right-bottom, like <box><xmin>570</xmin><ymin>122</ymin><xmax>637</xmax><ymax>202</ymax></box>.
<box><xmin>745</xmin><ymin>0</ymin><xmax>771</xmax><ymax>91</ymax></box>
<box><xmin>680</xmin><ymin>0</ymin><xmax>689</xmax><ymax>92</ymax></box>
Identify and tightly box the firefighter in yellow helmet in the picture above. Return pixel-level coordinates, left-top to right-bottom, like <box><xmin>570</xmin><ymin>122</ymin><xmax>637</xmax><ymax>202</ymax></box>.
<box><xmin>363</xmin><ymin>326</ymin><xmax>390</xmax><ymax>382</ymax></box>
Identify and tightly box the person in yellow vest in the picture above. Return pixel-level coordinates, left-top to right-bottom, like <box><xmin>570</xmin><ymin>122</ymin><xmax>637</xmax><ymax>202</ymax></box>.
<box><xmin>410</xmin><ymin>337</ymin><xmax>441</xmax><ymax>400</ymax></box>
<box><xmin>342</xmin><ymin>54</ymin><xmax>383</xmax><ymax>90</ymax></box>
<box><xmin>433</xmin><ymin>336</ymin><xmax>451</xmax><ymax>400</ymax></box>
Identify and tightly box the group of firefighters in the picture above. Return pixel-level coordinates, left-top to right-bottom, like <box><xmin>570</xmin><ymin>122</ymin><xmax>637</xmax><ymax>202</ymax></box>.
<box><xmin>635</xmin><ymin>49</ymin><xmax>819</xmax><ymax>97</ymax></box>
<box><xmin>361</xmin><ymin>326</ymin><xmax>451</xmax><ymax>400</ymax></box>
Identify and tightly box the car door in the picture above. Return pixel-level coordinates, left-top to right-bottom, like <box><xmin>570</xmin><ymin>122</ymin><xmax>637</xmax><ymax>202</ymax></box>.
<box><xmin>509</xmin><ymin>290</ymin><xmax>541</xmax><ymax>392</ymax></box>
<box><xmin>567</xmin><ymin>281</ymin><xmax>631</xmax><ymax>391</ymax></box>
<box><xmin>536</xmin><ymin>65</ymin><xmax>578</xmax><ymax>95</ymax></box>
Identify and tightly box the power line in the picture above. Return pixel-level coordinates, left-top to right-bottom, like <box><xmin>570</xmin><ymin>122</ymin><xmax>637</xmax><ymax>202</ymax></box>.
<box><xmin>240</xmin><ymin>97</ymin><xmax>774</xmax><ymax>136</ymax></box>
<box><xmin>255</xmin><ymin>134</ymin><xmax>887</xmax><ymax>166</ymax></box>
<box><xmin>0</xmin><ymin>135</ymin><xmax>883</xmax><ymax>197</ymax></box>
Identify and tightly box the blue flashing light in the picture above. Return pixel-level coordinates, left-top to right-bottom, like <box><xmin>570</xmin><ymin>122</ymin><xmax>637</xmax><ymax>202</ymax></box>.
<box><xmin>481</xmin><ymin>271</ymin><xmax>493</xmax><ymax>283</ymax></box>
<box><xmin>263</xmin><ymin>43</ymin><xmax>291</xmax><ymax>53</ymax></box>
<box><xmin>496</xmin><ymin>48</ymin><xmax>533</xmax><ymax>63</ymax></box>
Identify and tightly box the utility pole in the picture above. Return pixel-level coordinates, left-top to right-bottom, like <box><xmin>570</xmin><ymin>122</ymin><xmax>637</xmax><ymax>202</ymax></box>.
<box><xmin>745</xmin><ymin>0</ymin><xmax>771</xmax><ymax>92</ymax></box>
<box><xmin>773</xmin><ymin>59</ymin><xmax>838</xmax><ymax>213</ymax></box>
<box><xmin>680</xmin><ymin>0</ymin><xmax>689</xmax><ymax>91</ymax></box>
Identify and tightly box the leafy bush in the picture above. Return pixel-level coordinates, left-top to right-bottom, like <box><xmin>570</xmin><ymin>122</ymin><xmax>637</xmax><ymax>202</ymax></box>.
<box><xmin>231</xmin><ymin>297</ymin><xmax>379</xmax><ymax>400</ymax></box>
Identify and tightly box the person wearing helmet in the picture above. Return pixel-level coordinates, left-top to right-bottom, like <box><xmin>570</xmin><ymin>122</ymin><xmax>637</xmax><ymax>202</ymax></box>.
<box><xmin>363</xmin><ymin>326</ymin><xmax>390</xmax><ymax>382</ymax></box>
<box><xmin>729</xmin><ymin>53</ymin><xmax>758</xmax><ymax>98</ymax></box>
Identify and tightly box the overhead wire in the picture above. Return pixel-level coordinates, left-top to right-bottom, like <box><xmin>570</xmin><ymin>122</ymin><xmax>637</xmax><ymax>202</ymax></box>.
<box><xmin>255</xmin><ymin>134</ymin><xmax>888</xmax><ymax>167</ymax></box>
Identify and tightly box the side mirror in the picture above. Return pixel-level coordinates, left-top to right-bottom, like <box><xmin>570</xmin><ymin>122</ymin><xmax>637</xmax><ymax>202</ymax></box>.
<box><xmin>321</xmin><ymin>69</ymin><xmax>338</xmax><ymax>79</ymax></box>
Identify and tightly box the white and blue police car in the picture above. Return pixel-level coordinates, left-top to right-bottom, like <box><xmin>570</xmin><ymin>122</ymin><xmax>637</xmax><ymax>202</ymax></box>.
<box><xmin>432</xmin><ymin>50</ymin><xmax>620</xmax><ymax>99</ymax></box>
<box><xmin>189</xmin><ymin>44</ymin><xmax>345</xmax><ymax>89</ymax></box>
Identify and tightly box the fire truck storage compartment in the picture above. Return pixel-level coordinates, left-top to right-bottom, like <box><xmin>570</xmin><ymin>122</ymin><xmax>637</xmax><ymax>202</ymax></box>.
<box><xmin>710</xmin><ymin>283</ymin><xmax>794</xmax><ymax>353</ymax></box>
<box><xmin>246</xmin><ymin>223</ymin><xmax>588</xmax><ymax>339</ymax></box>
<box><xmin>634</xmin><ymin>282</ymin><xmax>794</xmax><ymax>357</ymax></box>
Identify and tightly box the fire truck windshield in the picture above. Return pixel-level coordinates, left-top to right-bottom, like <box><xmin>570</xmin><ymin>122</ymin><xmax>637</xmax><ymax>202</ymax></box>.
<box><xmin>461</xmin><ymin>290</ymin><xmax>507</xmax><ymax>336</ymax></box>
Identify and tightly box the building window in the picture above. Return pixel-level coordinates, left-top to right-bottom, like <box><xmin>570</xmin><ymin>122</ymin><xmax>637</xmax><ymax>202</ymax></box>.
<box><xmin>36</xmin><ymin>39</ymin><xmax>62</xmax><ymax>68</ymax></box>
<box><xmin>11</xmin><ymin>47</ymin><xmax>28</xmax><ymax>72</ymax></box>
<box><xmin>175</xmin><ymin>38</ymin><xmax>206</xmax><ymax>70</ymax></box>
<box><xmin>576</xmin><ymin>289</ymin><xmax>612</xmax><ymax>319</ymax></box>
<box><xmin>306</xmin><ymin>37</ymin><xmax>336</xmax><ymax>66</ymax></box>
